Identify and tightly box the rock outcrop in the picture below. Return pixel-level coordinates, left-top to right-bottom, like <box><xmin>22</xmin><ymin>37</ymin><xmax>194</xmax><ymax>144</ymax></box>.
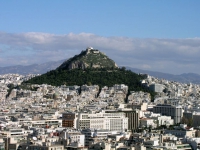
<box><xmin>58</xmin><ymin>47</ymin><xmax>118</xmax><ymax>70</ymax></box>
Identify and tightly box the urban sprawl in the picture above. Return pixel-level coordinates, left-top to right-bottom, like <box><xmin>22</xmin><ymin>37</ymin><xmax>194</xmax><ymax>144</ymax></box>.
<box><xmin>0</xmin><ymin>73</ymin><xmax>200</xmax><ymax>150</ymax></box>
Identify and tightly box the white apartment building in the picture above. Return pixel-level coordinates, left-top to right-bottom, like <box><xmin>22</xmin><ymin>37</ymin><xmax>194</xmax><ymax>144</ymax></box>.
<box><xmin>157</xmin><ymin>115</ymin><xmax>174</xmax><ymax>126</ymax></box>
<box><xmin>77</xmin><ymin>111</ymin><xmax>128</xmax><ymax>132</ymax></box>
<box><xmin>145</xmin><ymin>112</ymin><xmax>174</xmax><ymax>127</ymax></box>
<box><xmin>60</xmin><ymin>129</ymin><xmax>85</xmax><ymax>148</ymax></box>
<box><xmin>22</xmin><ymin>119</ymin><xmax>62</xmax><ymax>128</ymax></box>
<box><xmin>81</xmin><ymin>129</ymin><xmax>115</xmax><ymax>146</ymax></box>
<box><xmin>2</xmin><ymin>128</ymin><xmax>28</xmax><ymax>136</ymax></box>
<box><xmin>0</xmin><ymin>85</ymin><xmax>8</xmax><ymax>101</ymax></box>
<box><xmin>113</xmin><ymin>84</ymin><xmax>128</xmax><ymax>93</ymax></box>
<box><xmin>140</xmin><ymin>118</ymin><xmax>155</xmax><ymax>128</ymax></box>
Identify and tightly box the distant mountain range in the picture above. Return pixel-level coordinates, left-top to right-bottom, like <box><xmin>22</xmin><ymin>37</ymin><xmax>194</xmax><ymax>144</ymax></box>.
<box><xmin>0</xmin><ymin>59</ymin><xmax>65</xmax><ymax>75</ymax></box>
<box><xmin>126</xmin><ymin>67</ymin><xmax>200</xmax><ymax>84</ymax></box>
<box><xmin>0</xmin><ymin>58</ymin><xmax>200</xmax><ymax>84</ymax></box>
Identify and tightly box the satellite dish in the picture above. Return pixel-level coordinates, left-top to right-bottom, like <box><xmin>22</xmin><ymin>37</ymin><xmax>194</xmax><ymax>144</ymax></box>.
<box><xmin>32</xmin><ymin>137</ymin><xmax>37</xmax><ymax>140</ymax></box>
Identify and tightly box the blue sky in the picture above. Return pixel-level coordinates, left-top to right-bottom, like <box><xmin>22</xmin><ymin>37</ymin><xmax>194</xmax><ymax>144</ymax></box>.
<box><xmin>1</xmin><ymin>1</ymin><xmax>200</xmax><ymax>38</ymax></box>
<box><xmin>0</xmin><ymin>1</ymin><xmax>200</xmax><ymax>74</ymax></box>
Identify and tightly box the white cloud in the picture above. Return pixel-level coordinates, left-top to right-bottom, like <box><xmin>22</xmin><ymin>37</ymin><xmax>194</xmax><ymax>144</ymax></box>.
<box><xmin>0</xmin><ymin>31</ymin><xmax>200</xmax><ymax>74</ymax></box>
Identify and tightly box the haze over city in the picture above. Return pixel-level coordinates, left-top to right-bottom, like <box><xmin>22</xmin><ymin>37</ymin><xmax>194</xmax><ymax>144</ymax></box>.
<box><xmin>0</xmin><ymin>1</ymin><xmax>200</xmax><ymax>74</ymax></box>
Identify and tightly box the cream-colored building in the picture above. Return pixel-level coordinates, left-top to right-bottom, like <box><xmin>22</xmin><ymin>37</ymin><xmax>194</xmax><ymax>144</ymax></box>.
<box><xmin>77</xmin><ymin>111</ymin><xmax>128</xmax><ymax>132</ymax></box>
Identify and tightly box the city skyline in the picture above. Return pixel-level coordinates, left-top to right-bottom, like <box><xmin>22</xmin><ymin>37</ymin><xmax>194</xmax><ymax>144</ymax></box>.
<box><xmin>0</xmin><ymin>1</ymin><xmax>200</xmax><ymax>74</ymax></box>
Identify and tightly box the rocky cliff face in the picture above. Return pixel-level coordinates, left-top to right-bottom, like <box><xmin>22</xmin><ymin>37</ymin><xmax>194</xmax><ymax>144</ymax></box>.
<box><xmin>58</xmin><ymin>47</ymin><xmax>118</xmax><ymax>70</ymax></box>
<box><xmin>68</xmin><ymin>60</ymin><xmax>89</xmax><ymax>70</ymax></box>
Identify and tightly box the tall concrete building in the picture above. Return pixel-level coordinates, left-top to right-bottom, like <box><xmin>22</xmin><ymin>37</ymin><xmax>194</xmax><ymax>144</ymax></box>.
<box><xmin>149</xmin><ymin>83</ymin><xmax>164</xmax><ymax>93</ymax></box>
<box><xmin>153</xmin><ymin>104</ymin><xmax>182</xmax><ymax>124</ymax></box>
<box><xmin>62</xmin><ymin>112</ymin><xmax>76</xmax><ymax>128</ymax></box>
<box><xmin>184</xmin><ymin>112</ymin><xmax>200</xmax><ymax>127</ymax></box>
<box><xmin>105</xmin><ymin>109</ymin><xmax>140</xmax><ymax>131</ymax></box>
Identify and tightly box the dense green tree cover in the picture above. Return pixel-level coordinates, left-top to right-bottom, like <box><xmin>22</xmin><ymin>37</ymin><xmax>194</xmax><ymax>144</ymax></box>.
<box><xmin>6</xmin><ymin>83</ymin><xmax>15</xmax><ymax>98</ymax></box>
<box><xmin>23</xmin><ymin>68</ymin><xmax>156</xmax><ymax>100</ymax></box>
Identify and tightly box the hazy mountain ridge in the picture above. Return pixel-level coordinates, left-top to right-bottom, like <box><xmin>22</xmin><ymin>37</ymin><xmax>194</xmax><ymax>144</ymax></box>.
<box><xmin>0</xmin><ymin>60</ymin><xmax>65</xmax><ymax>75</ymax></box>
<box><xmin>0</xmin><ymin>59</ymin><xmax>200</xmax><ymax>84</ymax></box>
<box><xmin>126</xmin><ymin>67</ymin><xmax>200</xmax><ymax>84</ymax></box>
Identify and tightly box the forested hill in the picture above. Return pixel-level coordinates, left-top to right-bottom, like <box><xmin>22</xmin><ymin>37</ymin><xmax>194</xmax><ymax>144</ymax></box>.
<box><xmin>23</xmin><ymin>67</ymin><xmax>156</xmax><ymax>99</ymax></box>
